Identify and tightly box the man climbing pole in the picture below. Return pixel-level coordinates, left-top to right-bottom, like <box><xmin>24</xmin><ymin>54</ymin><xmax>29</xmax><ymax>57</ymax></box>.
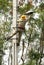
<box><xmin>6</xmin><ymin>11</ymin><xmax>34</xmax><ymax>46</ymax></box>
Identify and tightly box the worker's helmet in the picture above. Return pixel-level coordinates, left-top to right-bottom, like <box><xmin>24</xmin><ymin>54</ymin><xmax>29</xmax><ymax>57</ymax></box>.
<box><xmin>21</xmin><ymin>15</ymin><xmax>27</xmax><ymax>20</ymax></box>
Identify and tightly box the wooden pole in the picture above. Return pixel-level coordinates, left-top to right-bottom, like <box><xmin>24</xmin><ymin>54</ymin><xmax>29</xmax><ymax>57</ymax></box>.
<box><xmin>12</xmin><ymin>0</ymin><xmax>18</xmax><ymax>65</ymax></box>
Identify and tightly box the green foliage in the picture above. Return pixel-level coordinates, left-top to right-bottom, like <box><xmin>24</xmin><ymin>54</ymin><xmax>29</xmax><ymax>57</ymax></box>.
<box><xmin>28</xmin><ymin>49</ymin><xmax>40</xmax><ymax>60</ymax></box>
<box><xmin>0</xmin><ymin>0</ymin><xmax>12</xmax><ymax>12</ymax></box>
<box><xmin>22</xmin><ymin>60</ymin><xmax>36</xmax><ymax>65</ymax></box>
<box><xmin>26</xmin><ymin>60</ymin><xmax>36</xmax><ymax>65</ymax></box>
<box><xmin>0</xmin><ymin>0</ymin><xmax>8</xmax><ymax>11</ymax></box>
<box><xmin>0</xmin><ymin>0</ymin><xmax>12</xmax><ymax>65</ymax></box>
<box><xmin>0</xmin><ymin>0</ymin><xmax>12</xmax><ymax>48</ymax></box>
<box><xmin>3</xmin><ymin>22</ymin><xmax>11</xmax><ymax>32</ymax></box>
<box><xmin>39</xmin><ymin>2</ymin><xmax>44</xmax><ymax>11</ymax></box>
<box><xmin>17</xmin><ymin>3</ymin><xmax>34</xmax><ymax>14</ymax></box>
<box><xmin>0</xmin><ymin>21</ymin><xmax>11</xmax><ymax>55</ymax></box>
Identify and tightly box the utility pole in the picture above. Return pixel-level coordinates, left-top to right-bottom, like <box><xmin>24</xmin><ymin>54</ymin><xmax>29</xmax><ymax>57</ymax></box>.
<box><xmin>12</xmin><ymin>0</ymin><xmax>18</xmax><ymax>65</ymax></box>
